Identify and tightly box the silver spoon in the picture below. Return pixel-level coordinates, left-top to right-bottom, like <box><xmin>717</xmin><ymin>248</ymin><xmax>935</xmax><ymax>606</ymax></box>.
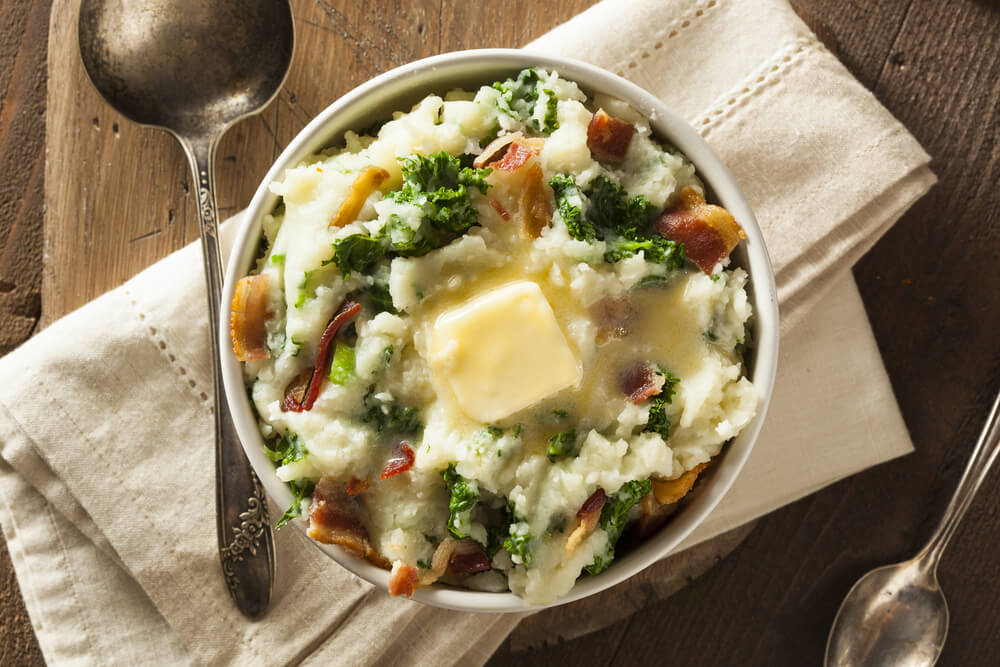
<box><xmin>826</xmin><ymin>389</ymin><xmax>1000</xmax><ymax>666</ymax></box>
<box><xmin>78</xmin><ymin>0</ymin><xmax>294</xmax><ymax>618</ymax></box>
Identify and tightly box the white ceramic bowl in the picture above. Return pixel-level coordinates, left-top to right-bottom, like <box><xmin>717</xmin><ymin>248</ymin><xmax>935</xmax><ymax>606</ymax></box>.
<box><xmin>220</xmin><ymin>49</ymin><xmax>779</xmax><ymax>612</ymax></box>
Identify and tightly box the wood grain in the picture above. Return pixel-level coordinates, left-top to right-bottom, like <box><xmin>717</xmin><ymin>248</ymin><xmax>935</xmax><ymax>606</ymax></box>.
<box><xmin>1</xmin><ymin>0</ymin><xmax>998</xmax><ymax>664</ymax></box>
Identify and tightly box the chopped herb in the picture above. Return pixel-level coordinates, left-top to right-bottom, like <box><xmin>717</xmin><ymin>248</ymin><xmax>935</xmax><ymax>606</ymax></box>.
<box><xmin>269</xmin><ymin>253</ymin><xmax>286</xmax><ymax>265</ymax></box>
<box><xmin>416</xmin><ymin>559</ymin><xmax>430</xmax><ymax>570</ymax></box>
<box><xmin>288</xmin><ymin>336</ymin><xmax>303</xmax><ymax>357</ymax></box>
<box><xmin>327</xmin><ymin>342</ymin><xmax>355</xmax><ymax>385</ymax></box>
<box><xmin>275</xmin><ymin>479</ymin><xmax>315</xmax><ymax>530</ymax></box>
<box><xmin>474</xmin><ymin>425</ymin><xmax>503</xmax><ymax>456</ymax></box>
<box><xmin>711</xmin><ymin>273</ymin><xmax>722</xmax><ymax>282</ymax></box>
<box><xmin>604</xmin><ymin>235</ymin><xmax>684</xmax><ymax>268</ymax></box>
<box><xmin>552</xmin><ymin>409</ymin><xmax>569</xmax><ymax>419</ymax></box>
<box><xmin>547</xmin><ymin>430</ymin><xmax>578</xmax><ymax>462</ymax></box>
<box><xmin>376</xmin><ymin>345</ymin><xmax>394</xmax><ymax>375</ymax></box>
<box><xmin>442</xmin><ymin>463</ymin><xmax>480</xmax><ymax>539</ymax></box>
<box><xmin>584</xmin><ymin>479</ymin><xmax>652</xmax><ymax>575</ymax></box>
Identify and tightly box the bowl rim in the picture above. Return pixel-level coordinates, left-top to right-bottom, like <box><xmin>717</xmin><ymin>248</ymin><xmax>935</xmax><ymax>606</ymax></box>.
<box><xmin>219</xmin><ymin>48</ymin><xmax>780</xmax><ymax>613</ymax></box>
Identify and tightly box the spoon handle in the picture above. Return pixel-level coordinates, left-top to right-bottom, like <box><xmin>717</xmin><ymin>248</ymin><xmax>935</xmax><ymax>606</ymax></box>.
<box><xmin>183</xmin><ymin>138</ymin><xmax>276</xmax><ymax>618</ymax></box>
<box><xmin>918</xmin><ymin>389</ymin><xmax>1000</xmax><ymax>567</ymax></box>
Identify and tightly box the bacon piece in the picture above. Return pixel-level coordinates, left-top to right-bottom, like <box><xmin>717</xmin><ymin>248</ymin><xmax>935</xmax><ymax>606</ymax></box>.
<box><xmin>496</xmin><ymin>143</ymin><xmax>537</xmax><ymax>172</ymax></box>
<box><xmin>346</xmin><ymin>476</ymin><xmax>371</xmax><ymax>495</ymax></box>
<box><xmin>518</xmin><ymin>163</ymin><xmax>550</xmax><ymax>239</ymax></box>
<box><xmin>620</xmin><ymin>362</ymin><xmax>667</xmax><ymax>404</ymax></box>
<box><xmin>308</xmin><ymin>475</ymin><xmax>389</xmax><ymax>568</ymax></box>
<box><xmin>474</xmin><ymin>133</ymin><xmax>520</xmax><ymax>168</ymax></box>
<box><xmin>590</xmin><ymin>295</ymin><xmax>636</xmax><ymax>343</ymax></box>
<box><xmin>380</xmin><ymin>442</ymin><xmax>415</xmax><ymax>480</ymax></box>
<box><xmin>587</xmin><ymin>109</ymin><xmax>636</xmax><ymax>163</ymax></box>
<box><xmin>420</xmin><ymin>538</ymin><xmax>458</xmax><ymax>586</ymax></box>
<box><xmin>489</xmin><ymin>199</ymin><xmax>511</xmax><ymax>221</ymax></box>
<box><xmin>388</xmin><ymin>560</ymin><xmax>420</xmax><ymax>597</ymax></box>
<box><xmin>653</xmin><ymin>187</ymin><xmax>746</xmax><ymax>274</ymax></box>
<box><xmin>448</xmin><ymin>540</ymin><xmax>491</xmax><ymax>575</ymax></box>
<box><xmin>230</xmin><ymin>274</ymin><xmax>271</xmax><ymax>361</ymax></box>
<box><xmin>652</xmin><ymin>462</ymin><xmax>710</xmax><ymax>505</ymax></box>
<box><xmin>280</xmin><ymin>369</ymin><xmax>311</xmax><ymax>412</ymax></box>
<box><xmin>566</xmin><ymin>488</ymin><xmax>607</xmax><ymax>554</ymax></box>
<box><xmin>281</xmin><ymin>300</ymin><xmax>361</xmax><ymax>412</ymax></box>
<box><xmin>330</xmin><ymin>166</ymin><xmax>390</xmax><ymax>227</ymax></box>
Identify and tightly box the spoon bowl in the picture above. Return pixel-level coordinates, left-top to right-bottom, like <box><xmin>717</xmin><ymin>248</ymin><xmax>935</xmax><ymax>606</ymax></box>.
<box><xmin>826</xmin><ymin>559</ymin><xmax>948</xmax><ymax>667</ymax></box>
<box><xmin>79</xmin><ymin>0</ymin><xmax>293</xmax><ymax>139</ymax></box>
<box><xmin>78</xmin><ymin>0</ymin><xmax>294</xmax><ymax>618</ymax></box>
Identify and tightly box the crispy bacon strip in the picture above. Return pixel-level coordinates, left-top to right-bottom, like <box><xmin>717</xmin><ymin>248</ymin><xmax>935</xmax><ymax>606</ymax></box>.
<box><xmin>620</xmin><ymin>362</ymin><xmax>667</xmax><ymax>404</ymax></box>
<box><xmin>590</xmin><ymin>295</ymin><xmax>636</xmax><ymax>343</ymax></box>
<box><xmin>489</xmin><ymin>199</ymin><xmax>511</xmax><ymax>221</ymax></box>
<box><xmin>280</xmin><ymin>369</ymin><xmax>311</xmax><ymax>412</ymax></box>
<box><xmin>308</xmin><ymin>475</ymin><xmax>389</xmax><ymax>568</ymax></box>
<box><xmin>474</xmin><ymin>132</ymin><xmax>544</xmax><ymax>171</ymax></box>
<box><xmin>448</xmin><ymin>541</ymin><xmax>491</xmax><ymax>575</ymax></box>
<box><xmin>652</xmin><ymin>462</ymin><xmax>710</xmax><ymax>505</ymax></box>
<box><xmin>380</xmin><ymin>442</ymin><xmax>415</xmax><ymax>480</ymax></box>
<box><xmin>518</xmin><ymin>163</ymin><xmax>550</xmax><ymax>239</ymax></box>
<box><xmin>230</xmin><ymin>274</ymin><xmax>271</xmax><ymax>361</ymax></box>
<box><xmin>566</xmin><ymin>488</ymin><xmax>607</xmax><ymax>554</ymax></box>
<box><xmin>389</xmin><ymin>560</ymin><xmax>420</xmax><ymax>597</ymax></box>
<box><xmin>330</xmin><ymin>166</ymin><xmax>390</xmax><ymax>227</ymax></box>
<box><xmin>281</xmin><ymin>300</ymin><xmax>361</xmax><ymax>412</ymax></box>
<box><xmin>474</xmin><ymin>133</ymin><xmax>520</xmax><ymax>168</ymax></box>
<box><xmin>587</xmin><ymin>109</ymin><xmax>636</xmax><ymax>163</ymax></box>
<box><xmin>653</xmin><ymin>187</ymin><xmax>746</xmax><ymax>274</ymax></box>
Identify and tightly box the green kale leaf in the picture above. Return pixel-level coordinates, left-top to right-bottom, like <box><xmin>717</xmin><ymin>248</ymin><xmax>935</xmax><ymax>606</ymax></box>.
<box><xmin>362</xmin><ymin>399</ymin><xmax>421</xmax><ymax>435</ymax></box>
<box><xmin>275</xmin><ymin>479</ymin><xmax>315</xmax><ymax>530</ymax></box>
<box><xmin>266</xmin><ymin>431</ymin><xmax>308</xmax><ymax>466</ymax></box>
<box><xmin>585</xmin><ymin>478</ymin><xmax>653</xmax><ymax>575</ymax></box>
<box><xmin>644</xmin><ymin>369</ymin><xmax>680</xmax><ymax>440</ymax></box>
<box><xmin>541</xmin><ymin>88</ymin><xmax>559</xmax><ymax>133</ymax></box>
<box><xmin>493</xmin><ymin>68</ymin><xmax>541</xmax><ymax>126</ymax></box>
<box><xmin>546</xmin><ymin>430</ymin><xmax>578</xmax><ymax>462</ymax></box>
<box><xmin>604</xmin><ymin>235</ymin><xmax>684</xmax><ymax>269</ymax></box>
<box><xmin>367</xmin><ymin>279</ymin><xmax>396</xmax><ymax>314</ymax></box>
<box><xmin>442</xmin><ymin>463</ymin><xmax>480</xmax><ymax>539</ymax></box>
<box><xmin>549</xmin><ymin>174</ymin><xmax>597</xmax><ymax>241</ymax></box>
<box><xmin>327</xmin><ymin>234</ymin><xmax>385</xmax><ymax>278</ymax></box>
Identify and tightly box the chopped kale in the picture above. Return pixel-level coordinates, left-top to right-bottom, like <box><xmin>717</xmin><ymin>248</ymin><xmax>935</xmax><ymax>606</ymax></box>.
<box><xmin>474</xmin><ymin>425</ymin><xmax>503</xmax><ymax>456</ymax></box>
<box><xmin>502</xmin><ymin>532</ymin><xmax>535</xmax><ymax>566</ymax></box>
<box><xmin>604</xmin><ymin>235</ymin><xmax>684</xmax><ymax>268</ymax></box>
<box><xmin>416</xmin><ymin>559</ymin><xmax>431</xmax><ymax>570</ymax></box>
<box><xmin>275</xmin><ymin>479</ymin><xmax>315</xmax><ymax>530</ymax></box>
<box><xmin>326</xmin><ymin>152</ymin><xmax>492</xmax><ymax>279</ymax></box>
<box><xmin>327</xmin><ymin>234</ymin><xmax>384</xmax><ymax>278</ymax></box>
<box><xmin>550</xmin><ymin>174</ymin><xmax>597</xmax><ymax>241</ymax></box>
<box><xmin>367</xmin><ymin>279</ymin><xmax>396</xmax><ymax>314</ymax></box>
<box><xmin>362</xmin><ymin>399</ymin><xmax>421</xmax><ymax>435</ymax></box>
<box><xmin>546</xmin><ymin>430</ymin><xmax>578</xmax><ymax>462</ymax></box>
<box><xmin>442</xmin><ymin>463</ymin><xmax>480</xmax><ymax>539</ymax></box>
<box><xmin>265</xmin><ymin>431</ymin><xmax>307</xmax><ymax>466</ymax></box>
<box><xmin>541</xmin><ymin>88</ymin><xmax>559</xmax><ymax>133</ymax></box>
<box><xmin>552</xmin><ymin>409</ymin><xmax>569</xmax><ymax>419</ymax></box>
<box><xmin>644</xmin><ymin>369</ymin><xmax>680</xmax><ymax>440</ymax></box>
<box><xmin>493</xmin><ymin>68</ymin><xmax>541</xmax><ymax>127</ymax></box>
<box><xmin>587</xmin><ymin>177</ymin><xmax>655</xmax><ymax>238</ymax></box>
<box><xmin>327</xmin><ymin>342</ymin><xmax>355</xmax><ymax>386</ymax></box>
<box><xmin>584</xmin><ymin>479</ymin><xmax>652</xmax><ymax>575</ymax></box>
<box><xmin>269</xmin><ymin>253</ymin><xmax>285</xmax><ymax>265</ymax></box>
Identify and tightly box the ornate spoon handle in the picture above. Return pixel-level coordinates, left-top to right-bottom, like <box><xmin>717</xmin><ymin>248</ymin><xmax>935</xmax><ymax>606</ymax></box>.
<box><xmin>183</xmin><ymin>137</ymin><xmax>275</xmax><ymax>617</ymax></box>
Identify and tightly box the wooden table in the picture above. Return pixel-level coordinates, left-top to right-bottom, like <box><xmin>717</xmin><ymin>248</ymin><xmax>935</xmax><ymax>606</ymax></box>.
<box><xmin>1</xmin><ymin>0</ymin><xmax>998</xmax><ymax>664</ymax></box>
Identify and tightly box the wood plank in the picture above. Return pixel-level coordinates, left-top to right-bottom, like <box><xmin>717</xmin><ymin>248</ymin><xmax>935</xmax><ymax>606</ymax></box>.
<box><xmin>0</xmin><ymin>0</ymin><xmax>50</xmax><ymax>662</ymax></box>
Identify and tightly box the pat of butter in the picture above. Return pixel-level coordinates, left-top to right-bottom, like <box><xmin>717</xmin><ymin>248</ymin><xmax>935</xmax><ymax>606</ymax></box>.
<box><xmin>427</xmin><ymin>281</ymin><xmax>581</xmax><ymax>422</ymax></box>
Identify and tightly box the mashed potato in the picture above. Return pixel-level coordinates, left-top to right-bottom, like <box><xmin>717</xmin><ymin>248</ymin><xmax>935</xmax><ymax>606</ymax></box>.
<box><xmin>234</xmin><ymin>68</ymin><xmax>756</xmax><ymax>604</ymax></box>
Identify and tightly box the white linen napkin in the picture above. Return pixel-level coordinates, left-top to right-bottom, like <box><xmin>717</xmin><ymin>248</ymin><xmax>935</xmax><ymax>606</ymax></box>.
<box><xmin>0</xmin><ymin>0</ymin><xmax>934</xmax><ymax>663</ymax></box>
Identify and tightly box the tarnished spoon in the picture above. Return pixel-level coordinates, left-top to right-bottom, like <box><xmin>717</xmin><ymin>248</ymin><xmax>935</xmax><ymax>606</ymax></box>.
<box><xmin>78</xmin><ymin>0</ymin><xmax>294</xmax><ymax>618</ymax></box>
<box><xmin>826</xmin><ymin>389</ymin><xmax>1000</xmax><ymax>666</ymax></box>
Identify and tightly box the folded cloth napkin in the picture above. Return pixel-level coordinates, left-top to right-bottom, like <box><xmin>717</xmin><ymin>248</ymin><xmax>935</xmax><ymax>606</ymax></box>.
<box><xmin>0</xmin><ymin>0</ymin><xmax>935</xmax><ymax>663</ymax></box>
